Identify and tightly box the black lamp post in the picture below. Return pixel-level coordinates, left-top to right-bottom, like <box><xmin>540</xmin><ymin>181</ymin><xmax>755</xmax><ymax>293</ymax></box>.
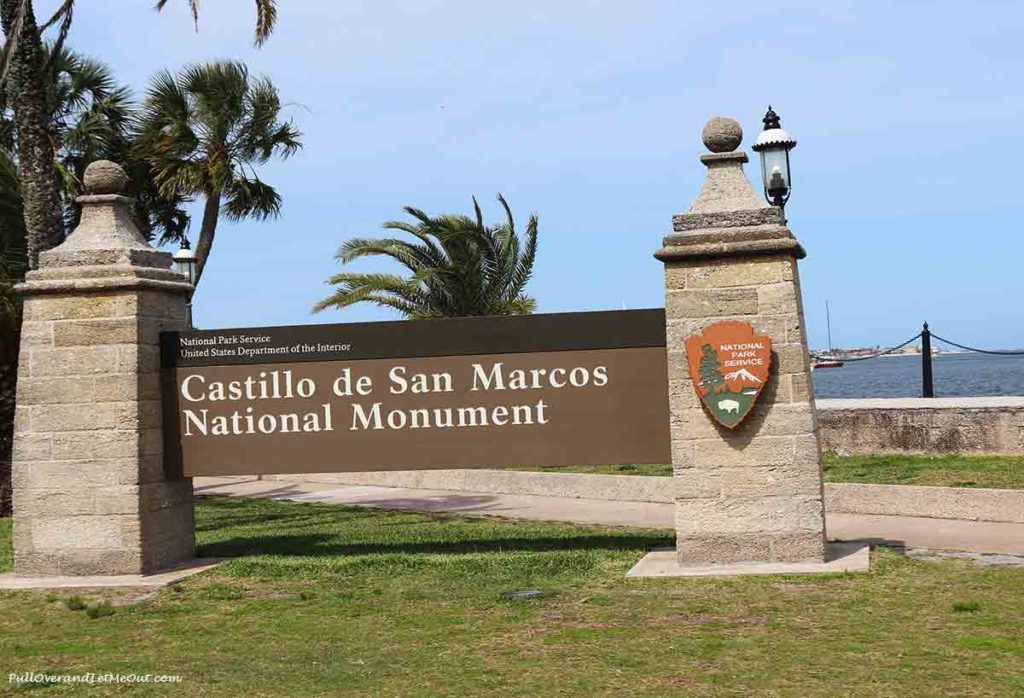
<box><xmin>751</xmin><ymin>105</ymin><xmax>797</xmax><ymax>219</ymax></box>
<box><xmin>173</xmin><ymin>239</ymin><xmax>197</xmax><ymax>330</ymax></box>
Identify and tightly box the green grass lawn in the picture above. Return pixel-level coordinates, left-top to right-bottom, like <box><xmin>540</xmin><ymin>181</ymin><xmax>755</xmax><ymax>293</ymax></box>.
<box><xmin>820</xmin><ymin>453</ymin><xmax>1024</xmax><ymax>489</ymax></box>
<box><xmin>518</xmin><ymin>453</ymin><xmax>1024</xmax><ymax>489</ymax></box>
<box><xmin>1</xmin><ymin>499</ymin><xmax>1023</xmax><ymax>697</ymax></box>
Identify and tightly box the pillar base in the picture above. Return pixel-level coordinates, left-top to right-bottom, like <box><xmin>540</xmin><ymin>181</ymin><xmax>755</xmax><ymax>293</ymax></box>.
<box><xmin>0</xmin><ymin>558</ymin><xmax>221</xmax><ymax>590</ymax></box>
<box><xmin>627</xmin><ymin>542</ymin><xmax>868</xmax><ymax>578</ymax></box>
<box><xmin>675</xmin><ymin>528</ymin><xmax>826</xmax><ymax>566</ymax></box>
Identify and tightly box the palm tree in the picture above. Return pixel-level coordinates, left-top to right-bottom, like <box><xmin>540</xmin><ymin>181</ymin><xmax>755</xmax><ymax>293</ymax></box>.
<box><xmin>0</xmin><ymin>44</ymin><xmax>191</xmax><ymax>242</ymax></box>
<box><xmin>0</xmin><ymin>146</ymin><xmax>25</xmax><ymax>516</ymax></box>
<box><xmin>0</xmin><ymin>45</ymin><xmax>188</xmax><ymax>516</ymax></box>
<box><xmin>44</xmin><ymin>46</ymin><xmax>190</xmax><ymax>242</ymax></box>
<box><xmin>0</xmin><ymin>146</ymin><xmax>25</xmax><ymax>342</ymax></box>
<box><xmin>0</xmin><ymin>2</ymin><xmax>276</xmax><ymax>514</ymax></box>
<box><xmin>133</xmin><ymin>60</ymin><xmax>301</xmax><ymax>287</ymax></box>
<box><xmin>0</xmin><ymin>0</ymin><xmax>64</xmax><ymax>268</ymax></box>
<box><xmin>314</xmin><ymin>196</ymin><xmax>539</xmax><ymax>319</ymax></box>
<box><xmin>0</xmin><ymin>0</ymin><xmax>278</xmax><ymax>270</ymax></box>
<box><xmin>0</xmin><ymin>146</ymin><xmax>25</xmax><ymax>300</ymax></box>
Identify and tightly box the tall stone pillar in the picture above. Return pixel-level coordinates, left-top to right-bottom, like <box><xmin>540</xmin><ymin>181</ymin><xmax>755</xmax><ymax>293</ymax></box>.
<box><xmin>656</xmin><ymin>118</ymin><xmax>826</xmax><ymax>566</ymax></box>
<box><xmin>12</xmin><ymin>161</ymin><xmax>195</xmax><ymax>576</ymax></box>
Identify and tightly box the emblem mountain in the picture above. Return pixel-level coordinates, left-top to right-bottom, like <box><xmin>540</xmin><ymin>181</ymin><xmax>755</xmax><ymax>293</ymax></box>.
<box><xmin>723</xmin><ymin>368</ymin><xmax>762</xmax><ymax>384</ymax></box>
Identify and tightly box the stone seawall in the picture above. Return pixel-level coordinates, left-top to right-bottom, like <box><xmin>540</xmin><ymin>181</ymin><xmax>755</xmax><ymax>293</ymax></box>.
<box><xmin>817</xmin><ymin>397</ymin><xmax>1024</xmax><ymax>455</ymax></box>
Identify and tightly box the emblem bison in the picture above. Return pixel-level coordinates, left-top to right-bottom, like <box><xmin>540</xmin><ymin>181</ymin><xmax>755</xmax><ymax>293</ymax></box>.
<box><xmin>717</xmin><ymin>399</ymin><xmax>740</xmax><ymax>414</ymax></box>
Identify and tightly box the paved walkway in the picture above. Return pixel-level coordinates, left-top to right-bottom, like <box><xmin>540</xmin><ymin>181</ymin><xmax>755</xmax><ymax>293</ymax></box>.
<box><xmin>194</xmin><ymin>477</ymin><xmax>1024</xmax><ymax>556</ymax></box>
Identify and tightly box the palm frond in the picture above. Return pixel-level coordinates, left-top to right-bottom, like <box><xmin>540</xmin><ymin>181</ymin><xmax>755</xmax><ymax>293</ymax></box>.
<box><xmin>312</xmin><ymin>288</ymin><xmax>421</xmax><ymax>317</ymax></box>
<box><xmin>222</xmin><ymin>173</ymin><xmax>281</xmax><ymax>221</ymax></box>
<box><xmin>39</xmin><ymin>0</ymin><xmax>74</xmax><ymax>68</ymax></box>
<box><xmin>0</xmin><ymin>0</ymin><xmax>31</xmax><ymax>86</ymax></box>
<box><xmin>154</xmin><ymin>0</ymin><xmax>278</xmax><ymax>47</ymax></box>
<box><xmin>507</xmin><ymin>213</ymin><xmax>538</xmax><ymax>299</ymax></box>
<box><xmin>316</xmin><ymin>197</ymin><xmax>539</xmax><ymax>319</ymax></box>
<box><xmin>181</xmin><ymin>61</ymin><xmax>248</xmax><ymax>143</ymax></box>
<box><xmin>253</xmin><ymin>0</ymin><xmax>278</xmax><ymax>47</ymax></box>
<box><xmin>507</xmin><ymin>295</ymin><xmax>537</xmax><ymax>315</ymax></box>
<box><xmin>337</xmin><ymin>237</ymin><xmax>442</xmax><ymax>273</ymax></box>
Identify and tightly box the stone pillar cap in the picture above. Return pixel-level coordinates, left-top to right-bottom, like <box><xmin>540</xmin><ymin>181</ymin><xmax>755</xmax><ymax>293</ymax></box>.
<box><xmin>684</xmin><ymin>117</ymin><xmax>767</xmax><ymax>215</ymax></box>
<box><xmin>654</xmin><ymin>116</ymin><xmax>804</xmax><ymax>262</ymax></box>
<box><xmin>82</xmin><ymin>159</ymin><xmax>130</xmax><ymax>194</ymax></box>
<box><xmin>701</xmin><ymin>117</ymin><xmax>743</xmax><ymax>153</ymax></box>
<box><xmin>20</xmin><ymin>160</ymin><xmax>192</xmax><ymax>297</ymax></box>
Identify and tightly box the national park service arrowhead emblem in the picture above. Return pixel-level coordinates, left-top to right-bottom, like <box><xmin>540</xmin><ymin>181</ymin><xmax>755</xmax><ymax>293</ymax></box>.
<box><xmin>685</xmin><ymin>320</ymin><xmax>771</xmax><ymax>428</ymax></box>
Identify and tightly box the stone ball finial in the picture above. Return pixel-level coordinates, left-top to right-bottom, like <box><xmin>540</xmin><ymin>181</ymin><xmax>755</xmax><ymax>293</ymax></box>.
<box><xmin>701</xmin><ymin>117</ymin><xmax>743</xmax><ymax>153</ymax></box>
<box><xmin>83</xmin><ymin>160</ymin><xmax>128</xmax><ymax>195</ymax></box>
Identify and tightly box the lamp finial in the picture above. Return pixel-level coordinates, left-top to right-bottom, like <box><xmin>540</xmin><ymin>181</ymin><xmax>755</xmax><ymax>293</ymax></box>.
<box><xmin>762</xmin><ymin>105</ymin><xmax>782</xmax><ymax>131</ymax></box>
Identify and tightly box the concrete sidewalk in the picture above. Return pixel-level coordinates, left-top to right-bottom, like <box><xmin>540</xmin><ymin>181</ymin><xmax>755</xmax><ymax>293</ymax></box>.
<box><xmin>194</xmin><ymin>476</ymin><xmax>1024</xmax><ymax>556</ymax></box>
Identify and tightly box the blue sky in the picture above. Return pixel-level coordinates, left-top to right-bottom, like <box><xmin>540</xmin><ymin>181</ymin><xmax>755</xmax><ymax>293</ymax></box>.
<box><xmin>61</xmin><ymin>1</ymin><xmax>1024</xmax><ymax>349</ymax></box>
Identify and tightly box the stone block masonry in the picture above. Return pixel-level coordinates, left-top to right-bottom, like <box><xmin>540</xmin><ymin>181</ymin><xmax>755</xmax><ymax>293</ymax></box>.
<box><xmin>11</xmin><ymin>161</ymin><xmax>195</xmax><ymax>576</ymax></box>
<box><xmin>655</xmin><ymin>117</ymin><xmax>826</xmax><ymax>566</ymax></box>
<box><xmin>817</xmin><ymin>397</ymin><xmax>1024</xmax><ymax>455</ymax></box>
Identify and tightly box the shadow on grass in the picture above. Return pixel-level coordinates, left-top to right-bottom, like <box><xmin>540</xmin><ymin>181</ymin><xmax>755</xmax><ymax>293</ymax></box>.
<box><xmin>194</xmin><ymin>493</ymin><xmax>516</xmax><ymax>533</ymax></box>
<box><xmin>198</xmin><ymin>532</ymin><xmax>671</xmax><ymax>559</ymax></box>
<box><xmin>196</xmin><ymin>497</ymin><xmax>671</xmax><ymax>559</ymax></box>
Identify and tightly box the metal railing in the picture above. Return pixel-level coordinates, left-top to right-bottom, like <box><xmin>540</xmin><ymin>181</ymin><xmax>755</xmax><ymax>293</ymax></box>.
<box><xmin>811</xmin><ymin>323</ymin><xmax>1024</xmax><ymax>398</ymax></box>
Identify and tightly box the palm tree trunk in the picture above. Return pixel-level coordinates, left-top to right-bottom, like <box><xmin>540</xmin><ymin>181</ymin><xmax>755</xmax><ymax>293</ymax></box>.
<box><xmin>1</xmin><ymin>0</ymin><xmax>63</xmax><ymax>517</ymax></box>
<box><xmin>0</xmin><ymin>308</ymin><xmax>17</xmax><ymax>517</ymax></box>
<box><xmin>193</xmin><ymin>188</ymin><xmax>221</xmax><ymax>287</ymax></box>
<box><xmin>1</xmin><ymin>0</ymin><xmax>66</xmax><ymax>269</ymax></box>
<box><xmin>0</xmin><ymin>351</ymin><xmax>15</xmax><ymax>516</ymax></box>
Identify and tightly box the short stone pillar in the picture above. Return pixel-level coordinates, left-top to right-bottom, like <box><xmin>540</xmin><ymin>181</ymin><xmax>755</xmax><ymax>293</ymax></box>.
<box><xmin>656</xmin><ymin>118</ymin><xmax>826</xmax><ymax>565</ymax></box>
<box><xmin>12</xmin><ymin>161</ymin><xmax>195</xmax><ymax>576</ymax></box>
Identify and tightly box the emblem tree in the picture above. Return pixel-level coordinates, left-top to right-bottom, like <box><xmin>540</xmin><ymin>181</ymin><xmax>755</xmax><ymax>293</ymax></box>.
<box><xmin>699</xmin><ymin>344</ymin><xmax>725</xmax><ymax>393</ymax></box>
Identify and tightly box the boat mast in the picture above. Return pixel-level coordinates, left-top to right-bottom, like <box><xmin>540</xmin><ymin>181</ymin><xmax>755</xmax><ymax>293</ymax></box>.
<box><xmin>826</xmin><ymin>300</ymin><xmax>833</xmax><ymax>353</ymax></box>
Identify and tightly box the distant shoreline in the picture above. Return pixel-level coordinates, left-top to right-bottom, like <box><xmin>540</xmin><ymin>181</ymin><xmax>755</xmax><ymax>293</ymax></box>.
<box><xmin>813</xmin><ymin>351</ymin><xmax>975</xmax><ymax>359</ymax></box>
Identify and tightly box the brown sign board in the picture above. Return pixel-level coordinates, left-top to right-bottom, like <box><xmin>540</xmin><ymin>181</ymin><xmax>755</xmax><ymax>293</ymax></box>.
<box><xmin>160</xmin><ymin>310</ymin><xmax>671</xmax><ymax>477</ymax></box>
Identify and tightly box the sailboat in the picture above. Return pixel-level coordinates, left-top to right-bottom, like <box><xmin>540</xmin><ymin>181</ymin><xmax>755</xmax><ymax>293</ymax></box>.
<box><xmin>812</xmin><ymin>301</ymin><xmax>844</xmax><ymax>369</ymax></box>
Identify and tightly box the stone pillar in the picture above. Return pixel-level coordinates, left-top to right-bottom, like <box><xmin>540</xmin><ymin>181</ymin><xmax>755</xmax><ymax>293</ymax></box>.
<box><xmin>656</xmin><ymin>118</ymin><xmax>826</xmax><ymax>565</ymax></box>
<box><xmin>12</xmin><ymin>161</ymin><xmax>195</xmax><ymax>576</ymax></box>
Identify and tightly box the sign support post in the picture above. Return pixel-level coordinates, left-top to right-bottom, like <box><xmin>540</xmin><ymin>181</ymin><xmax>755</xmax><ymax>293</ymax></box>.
<box><xmin>654</xmin><ymin>118</ymin><xmax>829</xmax><ymax>567</ymax></box>
<box><xmin>11</xmin><ymin>161</ymin><xmax>195</xmax><ymax>576</ymax></box>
